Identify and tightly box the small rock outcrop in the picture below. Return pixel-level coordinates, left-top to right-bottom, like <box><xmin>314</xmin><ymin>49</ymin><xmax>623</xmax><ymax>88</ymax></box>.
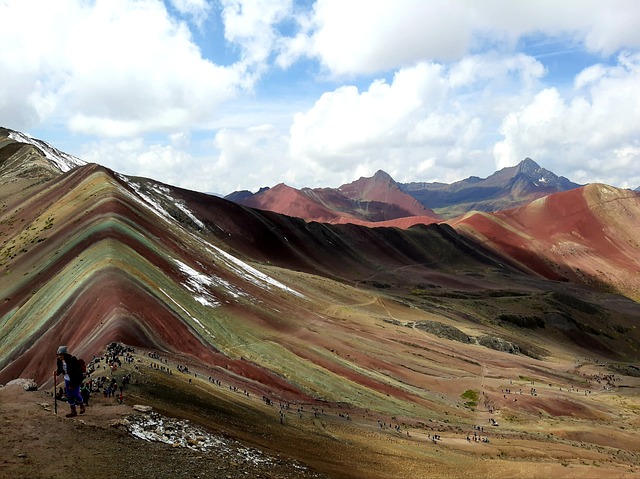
<box><xmin>4</xmin><ymin>378</ymin><xmax>38</xmax><ymax>391</ymax></box>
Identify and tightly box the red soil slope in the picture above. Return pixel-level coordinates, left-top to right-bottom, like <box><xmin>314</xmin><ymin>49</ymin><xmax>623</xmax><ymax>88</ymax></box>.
<box><xmin>237</xmin><ymin>173</ymin><xmax>441</xmax><ymax>226</ymax></box>
<box><xmin>241</xmin><ymin>183</ymin><xmax>362</xmax><ymax>223</ymax></box>
<box><xmin>338</xmin><ymin>170</ymin><xmax>440</xmax><ymax>220</ymax></box>
<box><xmin>449</xmin><ymin>184</ymin><xmax>640</xmax><ymax>300</ymax></box>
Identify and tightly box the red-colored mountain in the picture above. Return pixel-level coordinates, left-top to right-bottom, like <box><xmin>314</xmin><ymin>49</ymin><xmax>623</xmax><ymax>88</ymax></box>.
<box><xmin>449</xmin><ymin>184</ymin><xmax>640</xmax><ymax>301</ymax></box>
<box><xmin>338</xmin><ymin>170</ymin><xmax>440</xmax><ymax>219</ymax></box>
<box><xmin>236</xmin><ymin>183</ymin><xmax>363</xmax><ymax>224</ymax></box>
<box><xmin>228</xmin><ymin>170</ymin><xmax>442</xmax><ymax>226</ymax></box>
<box><xmin>229</xmin><ymin>159</ymin><xmax>581</xmax><ymax>224</ymax></box>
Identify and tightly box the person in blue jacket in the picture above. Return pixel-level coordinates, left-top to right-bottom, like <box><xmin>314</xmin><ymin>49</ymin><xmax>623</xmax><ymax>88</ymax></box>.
<box><xmin>55</xmin><ymin>346</ymin><xmax>86</xmax><ymax>417</ymax></box>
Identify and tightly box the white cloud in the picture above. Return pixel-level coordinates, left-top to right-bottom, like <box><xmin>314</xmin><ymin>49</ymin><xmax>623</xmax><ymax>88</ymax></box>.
<box><xmin>169</xmin><ymin>131</ymin><xmax>191</xmax><ymax>148</ymax></box>
<box><xmin>81</xmin><ymin>137</ymin><xmax>199</xmax><ymax>188</ymax></box>
<box><xmin>579</xmin><ymin>1</ymin><xmax>640</xmax><ymax>55</ymax></box>
<box><xmin>280</xmin><ymin>0</ymin><xmax>472</xmax><ymax>75</ymax></box>
<box><xmin>0</xmin><ymin>0</ymin><xmax>244</xmax><ymax>136</ymax></box>
<box><xmin>220</xmin><ymin>0</ymin><xmax>292</xmax><ymax>75</ymax></box>
<box><xmin>290</xmin><ymin>63</ymin><xmax>446</xmax><ymax>159</ymax></box>
<box><xmin>2</xmin><ymin>0</ymin><xmax>639</xmax><ymax>194</ymax></box>
<box><xmin>288</xmin><ymin>54</ymin><xmax>544</xmax><ymax>186</ymax></box>
<box><xmin>493</xmin><ymin>52</ymin><xmax>640</xmax><ymax>188</ymax></box>
<box><xmin>448</xmin><ymin>53</ymin><xmax>546</xmax><ymax>90</ymax></box>
<box><xmin>169</xmin><ymin>0</ymin><xmax>212</xmax><ymax>26</ymax></box>
<box><xmin>79</xmin><ymin>125</ymin><xmax>291</xmax><ymax>195</ymax></box>
<box><xmin>213</xmin><ymin>124</ymin><xmax>291</xmax><ymax>191</ymax></box>
<box><xmin>278</xmin><ymin>0</ymin><xmax>640</xmax><ymax>76</ymax></box>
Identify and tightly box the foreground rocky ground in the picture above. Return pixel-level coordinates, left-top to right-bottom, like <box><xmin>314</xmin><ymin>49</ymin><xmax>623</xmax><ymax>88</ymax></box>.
<box><xmin>2</xmin><ymin>345</ymin><xmax>640</xmax><ymax>479</ymax></box>
<box><xmin>0</xmin><ymin>382</ymin><xmax>328</xmax><ymax>479</ymax></box>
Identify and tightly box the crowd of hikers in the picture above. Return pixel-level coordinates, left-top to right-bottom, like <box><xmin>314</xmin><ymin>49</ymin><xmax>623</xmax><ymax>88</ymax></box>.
<box><xmin>53</xmin><ymin>341</ymin><xmax>474</xmax><ymax>446</ymax></box>
<box><xmin>54</xmin><ymin>341</ymin><xmax>503</xmax><ymax>446</ymax></box>
<box><xmin>51</xmin><ymin>340</ymin><xmax>626</xmax><ymax>458</ymax></box>
<box><xmin>54</xmin><ymin>342</ymin><xmax>134</xmax><ymax>417</ymax></box>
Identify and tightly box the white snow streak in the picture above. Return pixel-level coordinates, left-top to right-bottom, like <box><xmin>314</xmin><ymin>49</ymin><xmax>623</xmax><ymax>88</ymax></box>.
<box><xmin>8</xmin><ymin>130</ymin><xmax>85</xmax><ymax>172</ymax></box>
<box><xmin>174</xmin><ymin>201</ymin><xmax>205</xmax><ymax>229</ymax></box>
<box><xmin>210</xmin><ymin>244</ymin><xmax>304</xmax><ymax>298</ymax></box>
<box><xmin>121</xmin><ymin>176</ymin><xmax>304</xmax><ymax>301</ymax></box>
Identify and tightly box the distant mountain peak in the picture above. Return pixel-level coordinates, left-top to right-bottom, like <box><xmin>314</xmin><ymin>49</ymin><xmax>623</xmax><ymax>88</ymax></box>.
<box><xmin>372</xmin><ymin>169</ymin><xmax>394</xmax><ymax>183</ymax></box>
<box><xmin>400</xmin><ymin>158</ymin><xmax>581</xmax><ymax>218</ymax></box>
<box><xmin>517</xmin><ymin>158</ymin><xmax>540</xmax><ymax>172</ymax></box>
<box><xmin>512</xmin><ymin>158</ymin><xmax>575</xmax><ymax>189</ymax></box>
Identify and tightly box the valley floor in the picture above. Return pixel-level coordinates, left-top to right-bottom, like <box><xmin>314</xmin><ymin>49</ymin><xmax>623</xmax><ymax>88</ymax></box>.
<box><xmin>2</xmin><ymin>345</ymin><xmax>639</xmax><ymax>479</ymax></box>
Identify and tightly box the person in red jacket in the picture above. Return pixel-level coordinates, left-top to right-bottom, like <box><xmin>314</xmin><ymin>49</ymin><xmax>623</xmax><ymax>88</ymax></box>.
<box><xmin>55</xmin><ymin>346</ymin><xmax>86</xmax><ymax>417</ymax></box>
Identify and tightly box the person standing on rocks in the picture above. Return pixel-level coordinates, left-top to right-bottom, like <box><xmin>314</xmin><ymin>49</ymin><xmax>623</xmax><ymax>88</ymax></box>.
<box><xmin>55</xmin><ymin>346</ymin><xmax>86</xmax><ymax>418</ymax></box>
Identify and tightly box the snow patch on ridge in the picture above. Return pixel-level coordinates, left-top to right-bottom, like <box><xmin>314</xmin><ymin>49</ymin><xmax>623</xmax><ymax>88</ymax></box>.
<box><xmin>120</xmin><ymin>177</ymin><xmax>174</xmax><ymax>224</ymax></box>
<box><xmin>8</xmin><ymin>130</ymin><xmax>85</xmax><ymax>172</ymax></box>
<box><xmin>159</xmin><ymin>287</ymin><xmax>216</xmax><ymax>339</ymax></box>
<box><xmin>175</xmin><ymin>259</ymin><xmax>248</xmax><ymax>303</ymax></box>
<box><xmin>121</xmin><ymin>177</ymin><xmax>204</xmax><ymax>230</ymax></box>
<box><xmin>175</xmin><ymin>260</ymin><xmax>222</xmax><ymax>308</ymax></box>
<box><xmin>174</xmin><ymin>200</ymin><xmax>205</xmax><ymax>229</ymax></box>
<box><xmin>121</xmin><ymin>176</ymin><xmax>304</xmax><ymax>300</ymax></box>
<box><xmin>210</xmin><ymin>244</ymin><xmax>305</xmax><ymax>298</ymax></box>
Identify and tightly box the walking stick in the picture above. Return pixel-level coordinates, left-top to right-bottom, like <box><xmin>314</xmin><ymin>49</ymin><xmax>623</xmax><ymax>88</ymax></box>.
<box><xmin>54</xmin><ymin>371</ymin><xmax>57</xmax><ymax>415</ymax></box>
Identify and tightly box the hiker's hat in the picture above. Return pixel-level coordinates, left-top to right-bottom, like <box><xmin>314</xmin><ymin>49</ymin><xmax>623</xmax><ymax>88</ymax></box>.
<box><xmin>57</xmin><ymin>345</ymin><xmax>68</xmax><ymax>355</ymax></box>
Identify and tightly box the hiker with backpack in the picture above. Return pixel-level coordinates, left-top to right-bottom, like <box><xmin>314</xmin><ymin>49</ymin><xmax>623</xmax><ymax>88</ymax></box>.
<box><xmin>55</xmin><ymin>346</ymin><xmax>86</xmax><ymax>417</ymax></box>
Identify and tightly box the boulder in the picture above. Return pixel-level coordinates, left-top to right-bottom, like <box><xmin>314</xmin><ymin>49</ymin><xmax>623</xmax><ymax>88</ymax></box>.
<box><xmin>5</xmin><ymin>378</ymin><xmax>38</xmax><ymax>391</ymax></box>
<box><xmin>132</xmin><ymin>404</ymin><xmax>153</xmax><ymax>413</ymax></box>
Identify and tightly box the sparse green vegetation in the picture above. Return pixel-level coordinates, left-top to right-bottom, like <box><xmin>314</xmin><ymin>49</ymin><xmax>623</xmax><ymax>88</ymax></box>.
<box><xmin>461</xmin><ymin>389</ymin><xmax>479</xmax><ymax>409</ymax></box>
<box><xmin>461</xmin><ymin>389</ymin><xmax>479</xmax><ymax>401</ymax></box>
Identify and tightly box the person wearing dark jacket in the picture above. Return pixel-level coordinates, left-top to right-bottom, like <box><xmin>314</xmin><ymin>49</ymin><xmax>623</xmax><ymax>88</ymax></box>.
<box><xmin>55</xmin><ymin>345</ymin><xmax>85</xmax><ymax>417</ymax></box>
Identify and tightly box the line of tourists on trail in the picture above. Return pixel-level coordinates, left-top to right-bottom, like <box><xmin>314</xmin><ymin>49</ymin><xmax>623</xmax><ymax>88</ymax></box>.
<box><xmin>467</xmin><ymin>425</ymin><xmax>490</xmax><ymax>443</ymax></box>
<box><xmin>55</xmin><ymin>342</ymin><xmax>493</xmax><ymax>449</ymax></box>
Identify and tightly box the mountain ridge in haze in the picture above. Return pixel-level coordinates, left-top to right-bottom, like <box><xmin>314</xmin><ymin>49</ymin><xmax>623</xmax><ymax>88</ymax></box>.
<box><xmin>227</xmin><ymin>158</ymin><xmax>582</xmax><ymax>224</ymax></box>
<box><xmin>401</xmin><ymin>158</ymin><xmax>582</xmax><ymax>218</ymax></box>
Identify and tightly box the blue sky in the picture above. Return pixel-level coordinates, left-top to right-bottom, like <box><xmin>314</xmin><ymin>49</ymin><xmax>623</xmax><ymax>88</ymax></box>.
<box><xmin>1</xmin><ymin>0</ymin><xmax>639</xmax><ymax>194</ymax></box>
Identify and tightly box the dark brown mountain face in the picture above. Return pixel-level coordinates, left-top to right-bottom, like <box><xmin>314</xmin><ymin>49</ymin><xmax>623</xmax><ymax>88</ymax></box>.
<box><xmin>2</xmin><ymin>129</ymin><xmax>640</xmax><ymax>479</ymax></box>
<box><xmin>400</xmin><ymin>158</ymin><xmax>582</xmax><ymax>218</ymax></box>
